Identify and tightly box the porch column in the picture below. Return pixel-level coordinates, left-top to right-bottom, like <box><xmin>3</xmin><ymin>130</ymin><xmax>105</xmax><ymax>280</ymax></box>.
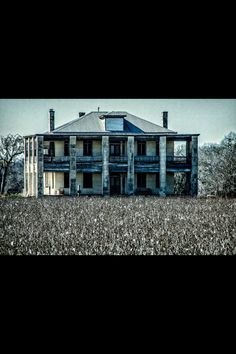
<box><xmin>32</xmin><ymin>137</ymin><xmax>35</xmax><ymax>196</ymax></box>
<box><xmin>160</xmin><ymin>136</ymin><xmax>166</xmax><ymax>196</ymax></box>
<box><xmin>70</xmin><ymin>136</ymin><xmax>77</xmax><ymax>196</ymax></box>
<box><xmin>36</xmin><ymin>136</ymin><xmax>44</xmax><ymax>198</ymax></box>
<box><xmin>191</xmin><ymin>136</ymin><xmax>198</xmax><ymax>196</ymax></box>
<box><xmin>127</xmin><ymin>136</ymin><xmax>134</xmax><ymax>195</ymax></box>
<box><xmin>24</xmin><ymin>138</ymin><xmax>28</xmax><ymax>196</ymax></box>
<box><xmin>27</xmin><ymin>138</ymin><xmax>31</xmax><ymax>195</ymax></box>
<box><xmin>102</xmin><ymin>136</ymin><xmax>110</xmax><ymax>195</ymax></box>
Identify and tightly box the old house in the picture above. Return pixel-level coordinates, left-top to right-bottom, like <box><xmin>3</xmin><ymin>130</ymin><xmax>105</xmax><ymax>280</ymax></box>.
<box><xmin>23</xmin><ymin>109</ymin><xmax>199</xmax><ymax>197</ymax></box>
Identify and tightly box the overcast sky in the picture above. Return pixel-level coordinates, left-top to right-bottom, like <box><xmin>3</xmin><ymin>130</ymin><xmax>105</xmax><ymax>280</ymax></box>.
<box><xmin>0</xmin><ymin>99</ymin><xmax>235</xmax><ymax>145</ymax></box>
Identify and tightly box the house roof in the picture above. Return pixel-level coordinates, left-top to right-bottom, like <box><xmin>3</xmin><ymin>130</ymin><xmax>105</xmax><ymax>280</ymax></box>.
<box><xmin>45</xmin><ymin>111</ymin><xmax>177</xmax><ymax>134</ymax></box>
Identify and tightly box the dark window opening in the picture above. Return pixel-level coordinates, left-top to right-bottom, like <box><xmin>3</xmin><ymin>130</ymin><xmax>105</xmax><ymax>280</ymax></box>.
<box><xmin>137</xmin><ymin>141</ymin><xmax>146</xmax><ymax>156</ymax></box>
<box><xmin>29</xmin><ymin>142</ymin><xmax>33</xmax><ymax>157</ymax></box>
<box><xmin>83</xmin><ymin>140</ymin><xmax>92</xmax><ymax>156</ymax></box>
<box><xmin>64</xmin><ymin>173</ymin><xmax>69</xmax><ymax>188</ymax></box>
<box><xmin>110</xmin><ymin>143</ymin><xmax>121</xmax><ymax>156</ymax></box>
<box><xmin>156</xmin><ymin>173</ymin><xmax>160</xmax><ymax>188</ymax></box>
<box><xmin>156</xmin><ymin>141</ymin><xmax>160</xmax><ymax>156</ymax></box>
<box><xmin>83</xmin><ymin>173</ymin><xmax>93</xmax><ymax>189</ymax></box>
<box><xmin>137</xmin><ymin>173</ymin><xmax>146</xmax><ymax>188</ymax></box>
<box><xmin>49</xmin><ymin>142</ymin><xmax>55</xmax><ymax>157</ymax></box>
<box><xmin>64</xmin><ymin>140</ymin><xmax>69</xmax><ymax>156</ymax></box>
<box><xmin>26</xmin><ymin>145</ymin><xmax>28</xmax><ymax>158</ymax></box>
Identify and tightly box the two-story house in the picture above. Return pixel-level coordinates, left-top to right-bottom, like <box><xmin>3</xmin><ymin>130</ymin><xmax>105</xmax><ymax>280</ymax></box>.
<box><xmin>23</xmin><ymin>109</ymin><xmax>199</xmax><ymax>197</ymax></box>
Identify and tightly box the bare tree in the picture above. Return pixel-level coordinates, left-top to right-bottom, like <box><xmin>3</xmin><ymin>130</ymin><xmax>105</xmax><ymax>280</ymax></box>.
<box><xmin>0</xmin><ymin>134</ymin><xmax>24</xmax><ymax>195</ymax></box>
<box><xmin>199</xmin><ymin>132</ymin><xmax>236</xmax><ymax>197</ymax></box>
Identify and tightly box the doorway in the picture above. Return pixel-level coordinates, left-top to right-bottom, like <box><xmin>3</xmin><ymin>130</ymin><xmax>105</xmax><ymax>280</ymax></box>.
<box><xmin>110</xmin><ymin>173</ymin><xmax>121</xmax><ymax>195</ymax></box>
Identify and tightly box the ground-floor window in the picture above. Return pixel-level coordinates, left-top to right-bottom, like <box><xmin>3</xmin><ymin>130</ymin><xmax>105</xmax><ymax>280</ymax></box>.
<box><xmin>156</xmin><ymin>173</ymin><xmax>160</xmax><ymax>188</ymax></box>
<box><xmin>83</xmin><ymin>173</ymin><xmax>93</xmax><ymax>189</ymax></box>
<box><xmin>137</xmin><ymin>173</ymin><xmax>146</xmax><ymax>188</ymax></box>
<box><xmin>64</xmin><ymin>172</ymin><xmax>69</xmax><ymax>188</ymax></box>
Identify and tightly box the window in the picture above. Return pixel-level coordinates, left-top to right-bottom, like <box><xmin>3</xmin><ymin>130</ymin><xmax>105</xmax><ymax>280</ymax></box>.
<box><xmin>30</xmin><ymin>142</ymin><xmax>33</xmax><ymax>157</ymax></box>
<box><xmin>64</xmin><ymin>173</ymin><xmax>69</xmax><ymax>188</ymax></box>
<box><xmin>156</xmin><ymin>141</ymin><xmax>160</xmax><ymax>156</ymax></box>
<box><xmin>137</xmin><ymin>141</ymin><xmax>146</xmax><ymax>156</ymax></box>
<box><xmin>52</xmin><ymin>173</ymin><xmax>54</xmax><ymax>189</ymax></box>
<box><xmin>110</xmin><ymin>143</ymin><xmax>120</xmax><ymax>156</ymax></box>
<box><xmin>45</xmin><ymin>173</ymin><xmax>49</xmax><ymax>188</ymax></box>
<box><xmin>26</xmin><ymin>144</ymin><xmax>28</xmax><ymax>158</ymax></box>
<box><xmin>49</xmin><ymin>142</ymin><xmax>55</xmax><ymax>157</ymax></box>
<box><xmin>137</xmin><ymin>173</ymin><xmax>146</xmax><ymax>188</ymax></box>
<box><xmin>83</xmin><ymin>140</ymin><xmax>92</xmax><ymax>156</ymax></box>
<box><xmin>156</xmin><ymin>173</ymin><xmax>160</xmax><ymax>188</ymax></box>
<box><xmin>83</xmin><ymin>173</ymin><xmax>93</xmax><ymax>189</ymax></box>
<box><xmin>64</xmin><ymin>140</ymin><xmax>69</xmax><ymax>156</ymax></box>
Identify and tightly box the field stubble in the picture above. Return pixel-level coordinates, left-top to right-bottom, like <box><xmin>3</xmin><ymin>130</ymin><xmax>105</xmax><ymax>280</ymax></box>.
<box><xmin>0</xmin><ymin>196</ymin><xmax>236</xmax><ymax>255</ymax></box>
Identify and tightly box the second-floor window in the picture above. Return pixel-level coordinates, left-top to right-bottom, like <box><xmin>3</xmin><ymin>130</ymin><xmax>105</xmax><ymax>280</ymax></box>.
<box><xmin>49</xmin><ymin>142</ymin><xmax>55</xmax><ymax>157</ymax></box>
<box><xmin>83</xmin><ymin>140</ymin><xmax>92</xmax><ymax>156</ymax></box>
<box><xmin>110</xmin><ymin>143</ymin><xmax>120</xmax><ymax>156</ymax></box>
<box><xmin>156</xmin><ymin>141</ymin><xmax>160</xmax><ymax>156</ymax></box>
<box><xmin>137</xmin><ymin>141</ymin><xmax>146</xmax><ymax>156</ymax></box>
<box><xmin>64</xmin><ymin>140</ymin><xmax>69</xmax><ymax>156</ymax></box>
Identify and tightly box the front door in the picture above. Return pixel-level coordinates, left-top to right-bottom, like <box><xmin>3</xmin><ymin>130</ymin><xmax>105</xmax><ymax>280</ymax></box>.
<box><xmin>110</xmin><ymin>175</ymin><xmax>121</xmax><ymax>195</ymax></box>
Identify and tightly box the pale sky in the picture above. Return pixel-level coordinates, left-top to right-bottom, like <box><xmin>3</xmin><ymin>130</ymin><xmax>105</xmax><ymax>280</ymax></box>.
<box><xmin>0</xmin><ymin>99</ymin><xmax>236</xmax><ymax>145</ymax></box>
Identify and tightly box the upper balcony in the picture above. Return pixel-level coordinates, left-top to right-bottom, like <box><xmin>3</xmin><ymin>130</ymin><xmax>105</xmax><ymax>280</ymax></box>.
<box><xmin>135</xmin><ymin>156</ymin><xmax>160</xmax><ymax>163</ymax></box>
<box><xmin>77</xmin><ymin>155</ymin><xmax>102</xmax><ymax>162</ymax></box>
<box><xmin>166</xmin><ymin>155</ymin><xmax>191</xmax><ymax>168</ymax></box>
<box><xmin>109</xmin><ymin>155</ymin><xmax>128</xmax><ymax>163</ymax></box>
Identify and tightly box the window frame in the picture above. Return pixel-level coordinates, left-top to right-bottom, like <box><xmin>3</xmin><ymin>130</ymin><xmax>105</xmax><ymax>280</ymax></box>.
<box><xmin>83</xmin><ymin>140</ymin><xmax>93</xmax><ymax>156</ymax></box>
<box><xmin>137</xmin><ymin>141</ymin><xmax>146</xmax><ymax>156</ymax></box>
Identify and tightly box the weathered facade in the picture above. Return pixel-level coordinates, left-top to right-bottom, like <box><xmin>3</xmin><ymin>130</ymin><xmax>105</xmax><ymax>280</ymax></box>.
<box><xmin>24</xmin><ymin>110</ymin><xmax>199</xmax><ymax>197</ymax></box>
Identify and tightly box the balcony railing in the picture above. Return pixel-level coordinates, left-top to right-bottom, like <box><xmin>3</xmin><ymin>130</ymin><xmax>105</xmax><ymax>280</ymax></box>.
<box><xmin>166</xmin><ymin>155</ymin><xmax>191</xmax><ymax>164</ymax></box>
<box><xmin>135</xmin><ymin>156</ymin><xmax>160</xmax><ymax>163</ymax></box>
<box><xmin>110</xmin><ymin>156</ymin><xmax>128</xmax><ymax>163</ymax></box>
<box><xmin>77</xmin><ymin>156</ymin><xmax>102</xmax><ymax>162</ymax></box>
<box><xmin>44</xmin><ymin>156</ymin><xmax>70</xmax><ymax>163</ymax></box>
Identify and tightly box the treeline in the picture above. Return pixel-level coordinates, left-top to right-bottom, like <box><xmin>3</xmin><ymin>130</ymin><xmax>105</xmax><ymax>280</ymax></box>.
<box><xmin>198</xmin><ymin>132</ymin><xmax>236</xmax><ymax>197</ymax></box>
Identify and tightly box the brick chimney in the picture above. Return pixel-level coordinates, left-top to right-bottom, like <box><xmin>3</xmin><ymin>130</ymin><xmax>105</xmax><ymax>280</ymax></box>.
<box><xmin>49</xmin><ymin>109</ymin><xmax>55</xmax><ymax>132</ymax></box>
<box><xmin>79</xmin><ymin>112</ymin><xmax>86</xmax><ymax>117</ymax></box>
<box><xmin>162</xmin><ymin>111</ymin><xmax>168</xmax><ymax>129</ymax></box>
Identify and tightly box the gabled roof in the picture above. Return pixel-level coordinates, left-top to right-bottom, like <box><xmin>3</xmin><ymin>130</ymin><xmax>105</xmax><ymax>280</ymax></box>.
<box><xmin>45</xmin><ymin>111</ymin><xmax>177</xmax><ymax>134</ymax></box>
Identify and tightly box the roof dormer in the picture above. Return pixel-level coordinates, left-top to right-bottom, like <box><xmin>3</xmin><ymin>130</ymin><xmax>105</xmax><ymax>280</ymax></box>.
<box><xmin>99</xmin><ymin>113</ymin><xmax>127</xmax><ymax>131</ymax></box>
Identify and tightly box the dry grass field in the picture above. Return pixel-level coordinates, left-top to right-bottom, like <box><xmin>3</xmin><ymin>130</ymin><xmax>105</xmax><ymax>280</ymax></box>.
<box><xmin>0</xmin><ymin>196</ymin><xmax>236</xmax><ymax>255</ymax></box>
